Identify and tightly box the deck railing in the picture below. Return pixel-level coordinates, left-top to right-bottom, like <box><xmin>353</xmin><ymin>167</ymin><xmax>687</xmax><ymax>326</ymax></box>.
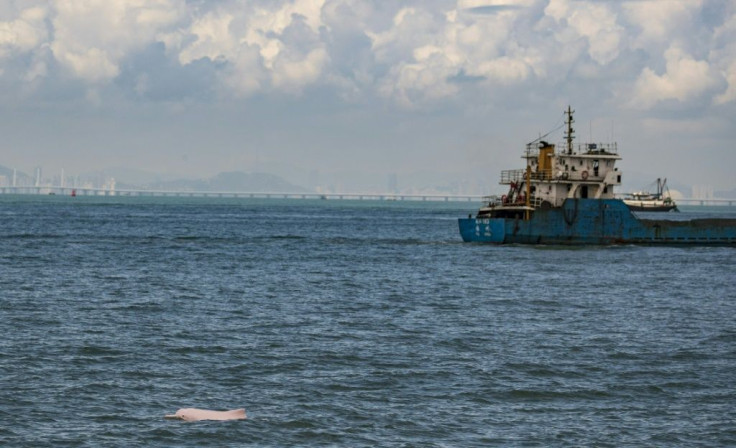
<box><xmin>482</xmin><ymin>195</ymin><xmax>544</xmax><ymax>208</ymax></box>
<box><xmin>500</xmin><ymin>169</ymin><xmax>556</xmax><ymax>184</ymax></box>
<box><xmin>525</xmin><ymin>142</ymin><xmax>618</xmax><ymax>157</ymax></box>
<box><xmin>500</xmin><ymin>170</ymin><xmax>526</xmax><ymax>184</ymax></box>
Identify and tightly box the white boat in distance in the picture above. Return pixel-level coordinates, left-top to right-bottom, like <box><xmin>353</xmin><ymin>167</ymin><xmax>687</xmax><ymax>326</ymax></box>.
<box><xmin>624</xmin><ymin>178</ymin><xmax>678</xmax><ymax>212</ymax></box>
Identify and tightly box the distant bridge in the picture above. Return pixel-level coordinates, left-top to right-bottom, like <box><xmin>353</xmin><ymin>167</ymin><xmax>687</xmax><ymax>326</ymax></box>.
<box><xmin>1</xmin><ymin>186</ymin><xmax>735</xmax><ymax>206</ymax></box>
<box><xmin>0</xmin><ymin>186</ymin><xmax>483</xmax><ymax>202</ymax></box>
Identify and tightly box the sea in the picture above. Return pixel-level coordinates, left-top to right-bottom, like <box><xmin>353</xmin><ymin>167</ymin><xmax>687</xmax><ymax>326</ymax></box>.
<box><xmin>1</xmin><ymin>195</ymin><xmax>735</xmax><ymax>447</ymax></box>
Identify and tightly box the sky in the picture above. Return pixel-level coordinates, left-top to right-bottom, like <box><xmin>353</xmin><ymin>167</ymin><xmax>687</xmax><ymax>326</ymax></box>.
<box><xmin>0</xmin><ymin>0</ymin><xmax>735</xmax><ymax>194</ymax></box>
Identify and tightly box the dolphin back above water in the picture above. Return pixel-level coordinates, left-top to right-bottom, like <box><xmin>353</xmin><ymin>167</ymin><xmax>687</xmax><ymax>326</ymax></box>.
<box><xmin>165</xmin><ymin>408</ymin><xmax>247</xmax><ymax>422</ymax></box>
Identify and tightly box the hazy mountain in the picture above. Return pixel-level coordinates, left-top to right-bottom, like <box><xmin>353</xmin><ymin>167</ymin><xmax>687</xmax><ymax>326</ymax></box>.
<box><xmin>84</xmin><ymin>167</ymin><xmax>182</xmax><ymax>185</ymax></box>
<box><xmin>0</xmin><ymin>165</ymin><xmax>32</xmax><ymax>184</ymax></box>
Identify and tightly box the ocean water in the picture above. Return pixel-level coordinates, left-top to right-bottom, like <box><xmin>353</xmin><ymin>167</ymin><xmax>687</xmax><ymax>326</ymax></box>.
<box><xmin>1</xmin><ymin>195</ymin><xmax>735</xmax><ymax>447</ymax></box>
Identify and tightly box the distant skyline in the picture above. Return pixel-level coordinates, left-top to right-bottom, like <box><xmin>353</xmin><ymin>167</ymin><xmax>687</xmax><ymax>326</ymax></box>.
<box><xmin>1</xmin><ymin>0</ymin><xmax>735</xmax><ymax>192</ymax></box>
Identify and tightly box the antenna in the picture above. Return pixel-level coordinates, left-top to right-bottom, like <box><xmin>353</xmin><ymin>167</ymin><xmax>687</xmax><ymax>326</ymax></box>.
<box><xmin>564</xmin><ymin>105</ymin><xmax>575</xmax><ymax>154</ymax></box>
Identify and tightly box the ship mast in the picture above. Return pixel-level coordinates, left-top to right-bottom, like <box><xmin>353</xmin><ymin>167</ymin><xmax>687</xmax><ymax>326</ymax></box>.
<box><xmin>565</xmin><ymin>105</ymin><xmax>575</xmax><ymax>154</ymax></box>
<box><xmin>525</xmin><ymin>164</ymin><xmax>531</xmax><ymax>220</ymax></box>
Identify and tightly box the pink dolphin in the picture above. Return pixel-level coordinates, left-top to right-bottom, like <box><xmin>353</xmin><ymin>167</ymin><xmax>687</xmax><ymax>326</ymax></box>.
<box><xmin>165</xmin><ymin>408</ymin><xmax>247</xmax><ymax>422</ymax></box>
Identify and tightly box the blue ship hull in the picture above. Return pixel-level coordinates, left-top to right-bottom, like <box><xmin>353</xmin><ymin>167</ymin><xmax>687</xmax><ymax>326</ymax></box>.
<box><xmin>459</xmin><ymin>199</ymin><xmax>736</xmax><ymax>245</ymax></box>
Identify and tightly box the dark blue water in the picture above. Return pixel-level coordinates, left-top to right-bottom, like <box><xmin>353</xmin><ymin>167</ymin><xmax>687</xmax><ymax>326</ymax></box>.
<box><xmin>1</xmin><ymin>196</ymin><xmax>735</xmax><ymax>446</ymax></box>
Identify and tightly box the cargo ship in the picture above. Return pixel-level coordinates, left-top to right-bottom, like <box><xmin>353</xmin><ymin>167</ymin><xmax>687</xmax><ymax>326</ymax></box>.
<box><xmin>458</xmin><ymin>107</ymin><xmax>736</xmax><ymax>245</ymax></box>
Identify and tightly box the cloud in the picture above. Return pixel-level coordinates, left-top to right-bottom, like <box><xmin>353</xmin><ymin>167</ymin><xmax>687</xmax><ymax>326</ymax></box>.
<box><xmin>0</xmin><ymin>0</ymin><xmax>731</xmax><ymax>110</ymax></box>
<box><xmin>164</xmin><ymin>0</ymin><xmax>330</xmax><ymax>96</ymax></box>
<box><xmin>630</xmin><ymin>45</ymin><xmax>722</xmax><ymax>108</ymax></box>
<box><xmin>50</xmin><ymin>0</ymin><xmax>186</xmax><ymax>83</ymax></box>
<box><xmin>622</xmin><ymin>0</ymin><xmax>704</xmax><ymax>48</ymax></box>
<box><xmin>0</xmin><ymin>5</ymin><xmax>48</xmax><ymax>59</ymax></box>
<box><xmin>368</xmin><ymin>8</ymin><xmax>458</xmax><ymax>107</ymax></box>
<box><xmin>175</xmin><ymin>9</ymin><xmax>237</xmax><ymax>66</ymax></box>
<box><xmin>545</xmin><ymin>0</ymin><xmax>624</xmax><ymax>65</ymax></box>
<box><xmin>0</xmin><ymin>0</ymin><xmax>734</xmax><ymax>193</ymax></box>
<box><xmin>714</xmin><ymin>61</ymin><xmax>736</xmax><ymax>105</ymax></box>
<box><xmin>712</xmin><ymin>7</ymin><xmax>736</xmax><ymax>105</ymax></box>
<box><xmin>268</xmin><ymin>10</ymin><xmax>330</xmax><ymax>93</ymax></box>
<box><xmin>367</xmin><ymin>4</ymin><xmax>542</xmax><ymax>107</ymax></box>
<box><xmin>460</xmin><ymin>0</ymin><xmax>534</xmax><ymax>15</ymax></box>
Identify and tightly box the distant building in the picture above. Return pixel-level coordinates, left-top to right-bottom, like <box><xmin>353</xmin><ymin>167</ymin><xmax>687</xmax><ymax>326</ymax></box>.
<box><xmin>103</xmin><ymin>177</ymin><xmax>116</xmax><ymax>195</ymax></box>
<box><xmin>692</xmin><ymin>185</ymin><xmax>714</xmax><ymax>199</ymax></box>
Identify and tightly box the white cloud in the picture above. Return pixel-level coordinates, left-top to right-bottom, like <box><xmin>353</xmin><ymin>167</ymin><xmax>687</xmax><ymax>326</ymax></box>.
<box><xmin>712</xmin><ymin>10</ymin><xmax>736</xmax><ymax>105</ymax></box>
<box><xmin>545</xmin><ymin>0</ymin><xmax>624</xmax><ymax>65</ymax></box>
<box><xmin>50</xmin><ymin>0</ymin><xmax>186</xmax><ymax>82</ymax></box>
<box><xmin>59</xmin><ymin>47</ymin><xmax>121</xmax><ymax>82</ymax></box>
<box><xmin>369</xmin><ymin>8</ymin><xmax>455</xmax><ymax>107</ymax></box>
<box><xmin>368</xmin><ymin>4</ymin><xmax>538</xmax><ymax>107</ymax></box>
<box><xmin>623</xmin><ymin>0</ymin><xmax>703</xmax><ymax>48</ymax></box>
<box><xmin>475</xmin><ymin>56</ymin><xmax>532</xmax><ymax>83</ymax></box>
<box><xmin>0</xmin><ymin>6</ymin><xmax>48</xmax><ymax>59</ymax></box>
<box><xmin>168</xmin><ymin>0</ymin><xmax>330</xmax><ymax>96</ymax></box>
<box><xmin>220</xmin><ymin>44</ymin><xmax>268</xmax><ymax>97</ymax></box>
<box><xmin>377</xmin><ymin>51</ymin><xmax>460</xmax><ymax>109</ymax></box>
<box><xmin>272</xmin><ymin>48</ymin><xmax>329</xmax><ymax>92</ymax></box>
<box><xmin>631</xmin><ymin>46</ymin><xmax>721</xmax><ymax>108</ymax></box>
<box><xmin>176</xmin><ymin>10</ymin><xmax>237</xmax><ymax>65</ymax></box>
<box><xmin>367</xmin><ymin>8</ymin><xmax>439</xmax><ymax>65</ymax></box>
<box><xmin>0</xmin><ymin>0</ymin><xmax>730</xmax><ymax>111</ymax></box>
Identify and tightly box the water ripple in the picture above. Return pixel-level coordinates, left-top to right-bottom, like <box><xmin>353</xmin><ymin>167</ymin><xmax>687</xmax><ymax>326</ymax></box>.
<box><xmin>1</xmin><ymin>198</ymin><xmax>735</xmax><ymax>446</ymax></box>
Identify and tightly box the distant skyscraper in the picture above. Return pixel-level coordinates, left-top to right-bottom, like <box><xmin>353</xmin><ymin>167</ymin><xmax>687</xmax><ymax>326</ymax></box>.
<box><xmin>34</xmin><ymin>167</ymin><xmax>42</xmax><ymax>187</ymax></box>
<box><xmin>693</xmin><ymin>185</ymin><xmax>714</xmax><ymax>199</ymax></box>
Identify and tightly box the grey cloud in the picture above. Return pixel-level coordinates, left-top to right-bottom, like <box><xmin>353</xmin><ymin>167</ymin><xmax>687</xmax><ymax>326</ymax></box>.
<box><xmin>465</xmin><ymin>6</ymin><xmax>524</xmax><ymax>15</ymax></box>
<box><xmin>115</xmin><ymin>42</ymin><xmax>219</xmax><ymax>102</ymax></box>
<box><xmin>277</xmin><ymin>14</ymin><xmax>324</xmax><ymax>56</ymax></box>
<box><xmin>447</xmin><ymin>69</ymin><xmax>486</xmax><ymax>84</ymax></box>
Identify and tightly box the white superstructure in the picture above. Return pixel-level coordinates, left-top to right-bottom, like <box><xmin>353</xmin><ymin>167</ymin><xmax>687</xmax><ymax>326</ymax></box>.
<box><xmin>477</xmin><ymin>107</ymin><xmax>623</xmax><ymax>218</ymax></box>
